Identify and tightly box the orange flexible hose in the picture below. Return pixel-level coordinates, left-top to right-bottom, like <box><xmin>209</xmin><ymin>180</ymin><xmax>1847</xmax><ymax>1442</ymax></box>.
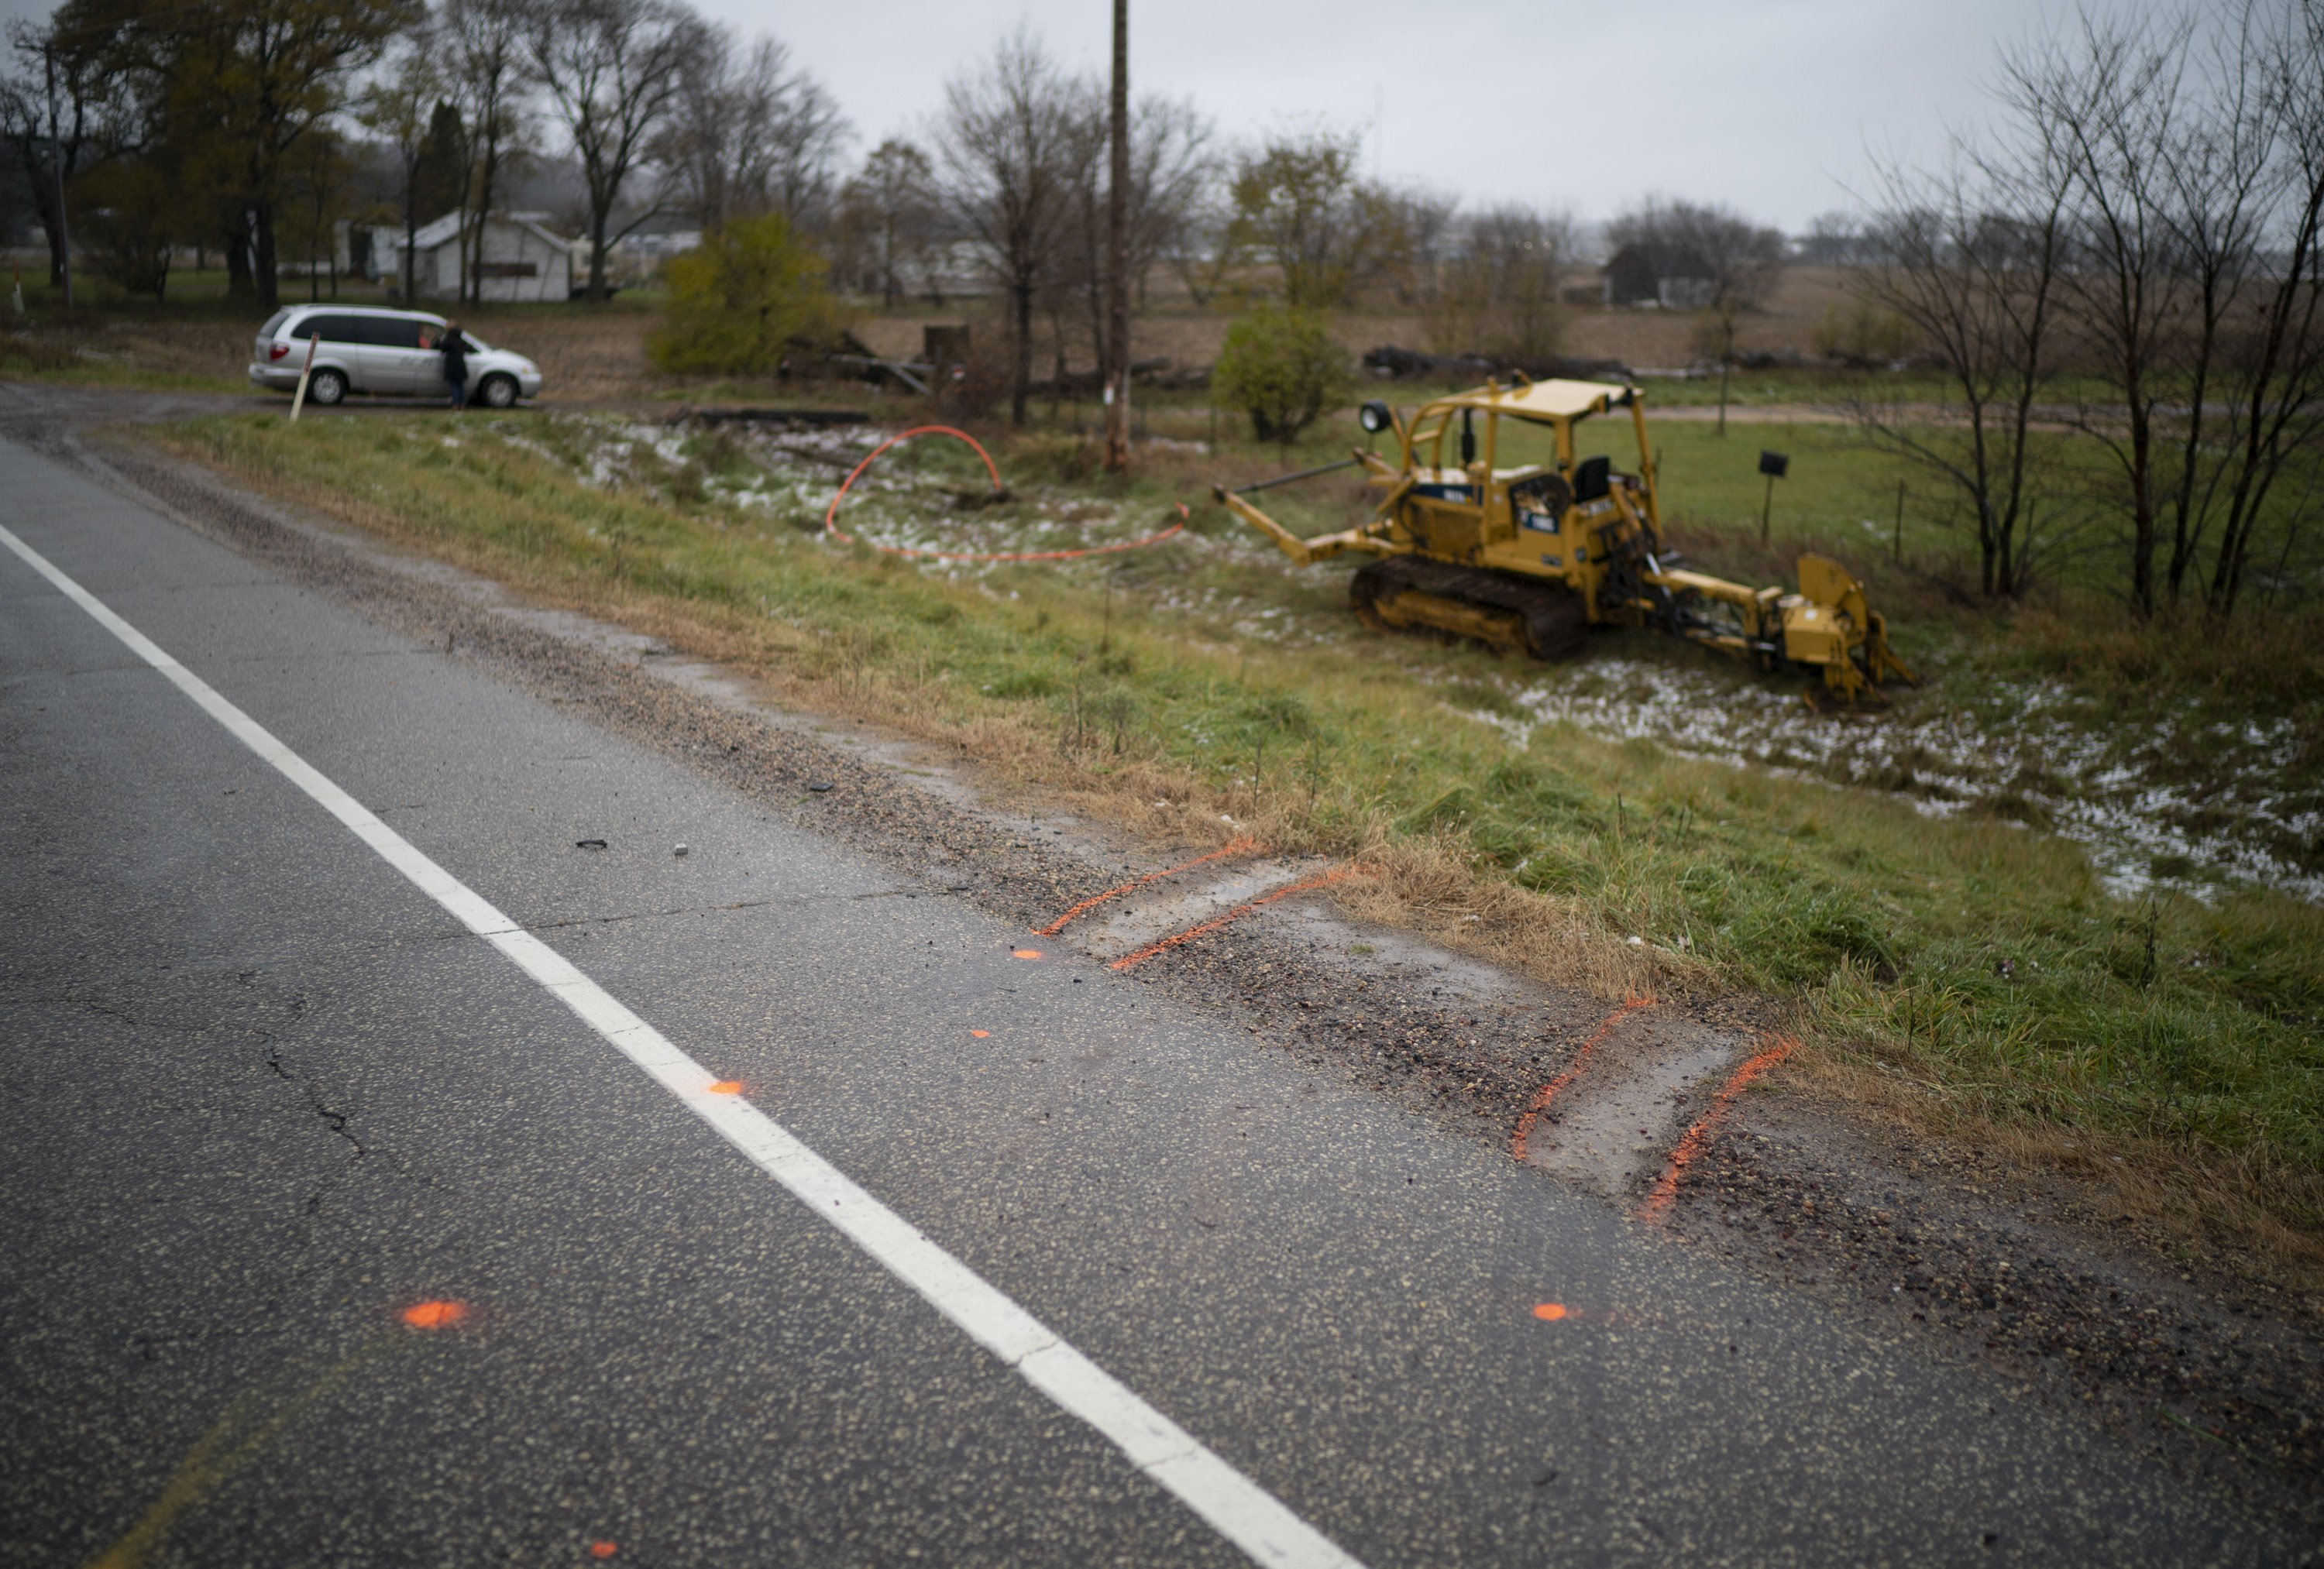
<box><xmin>822</xmin><ymin>424</ymin><xmax>1188</xmax><ymax>562</ymax></box>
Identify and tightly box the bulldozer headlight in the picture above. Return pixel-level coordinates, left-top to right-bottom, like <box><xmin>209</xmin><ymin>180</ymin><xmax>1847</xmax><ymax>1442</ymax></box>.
<box><xmin>1358</xmin><ymin>400</ymin><xmax>1393</xmax><ymax>434</ymax></box>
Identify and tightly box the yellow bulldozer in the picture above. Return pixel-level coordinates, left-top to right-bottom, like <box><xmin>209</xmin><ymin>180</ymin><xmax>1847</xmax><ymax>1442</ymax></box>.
<box><xmin>1212</xmin><ymin>377</ymin><xmax>1917</xmax><ymax>706</ymax></box>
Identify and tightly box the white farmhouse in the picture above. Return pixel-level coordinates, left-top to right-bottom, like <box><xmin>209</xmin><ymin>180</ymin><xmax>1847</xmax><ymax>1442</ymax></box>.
<box><xmin>381</xmin><ymin>211</ymin><xmax>576</xmax><ymax>303</ymax></box>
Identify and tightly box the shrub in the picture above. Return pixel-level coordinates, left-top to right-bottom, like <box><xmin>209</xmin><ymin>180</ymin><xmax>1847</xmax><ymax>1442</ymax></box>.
<box><xmin>75</xmin><ymin>160</ymin><xmax>178</xmax><ymax>300</ymax></box>
<box><xmin>1813</xmin><ymin>298</ymin><xmax>1919</xmax><ymax>365</ymax></box>
<box><xmin>648</xmin><ymin>214</ymin><xmax>839</xmax><ymax>376</ymax></box>
<box><xmin>1212</xmin><ymin>303</ymin><xmax>1352</xmax><ymax>445</ymax></box>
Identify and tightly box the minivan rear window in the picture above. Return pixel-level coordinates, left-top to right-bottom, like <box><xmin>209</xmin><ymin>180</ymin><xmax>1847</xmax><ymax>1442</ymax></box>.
<box><xmin>260</xmin><ymin>310</ymin><xmax>290</xmax><ymax>338</ymax></box>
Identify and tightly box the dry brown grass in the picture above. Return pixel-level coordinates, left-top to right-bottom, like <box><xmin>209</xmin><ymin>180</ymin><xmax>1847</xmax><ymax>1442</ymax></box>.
<box><xmin>841</xmin><ymin>266</ymin><xmax>1864</xmax><ymax>386</ymax></box>
<box><xmin>31</xmin><ymin>259</ymin><xmax>1862</xmax><ymax>403</ymax></box>
<box><xmin>1793</xmin><ymin>1039</ymin><xmax>2324</xmax><ymax>1305</ymax></box>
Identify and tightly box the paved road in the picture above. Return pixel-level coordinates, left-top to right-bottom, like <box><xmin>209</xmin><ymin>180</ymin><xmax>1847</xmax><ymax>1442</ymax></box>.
<box><xmin>0</xmin><ymin>431</ymin><xmax>2295</xmax><ymax>1567</ymax></box>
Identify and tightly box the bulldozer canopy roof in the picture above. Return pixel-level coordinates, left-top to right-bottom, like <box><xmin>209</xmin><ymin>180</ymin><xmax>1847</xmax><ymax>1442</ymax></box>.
<box><xmin>1428</xmin><ymin>378</ymin><xmax>1638</xmax><ymax>423</ymax></box>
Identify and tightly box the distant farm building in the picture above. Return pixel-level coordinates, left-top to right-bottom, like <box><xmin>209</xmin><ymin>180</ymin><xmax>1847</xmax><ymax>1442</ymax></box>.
<box><xmin>366</xmin><ymin>211</ymin><xmax>576</xmax><ymax>303</ymax></box>
<box><xmin>1601</xmin><ymin>242</ymin><xmax>1714</xmax><ymax>308</ymax></box>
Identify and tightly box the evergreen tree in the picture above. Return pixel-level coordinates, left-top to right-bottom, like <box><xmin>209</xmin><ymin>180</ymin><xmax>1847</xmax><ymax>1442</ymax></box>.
<box><xmin>414</xmin><ymin>99</ymin><xmax>467</xmax><ymax>222</ymax></box>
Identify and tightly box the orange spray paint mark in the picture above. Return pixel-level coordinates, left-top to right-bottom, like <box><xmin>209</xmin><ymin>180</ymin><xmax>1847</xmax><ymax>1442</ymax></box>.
<box><xmin>400</xmin><ymin>1300</ymin><xmax>467</xmax><ymax>1330</ymax></box>
<box><xmin>706</xmin><ymin>1080</ymin><xmax>744</xmax><ymax>1095</ymax></box>
<box><xmin>1108</xmin><ymin>864</ymin><xmax>1373</xmax><ymax>972</ymax></box>
<box><xmin>1012</xmin><ymin>949</ymin><xmax>1043</xmax><ymax>960</ymax></box>
<box><xmin>590</xmin><ymin>1543</ymin><xmax>619</xmax><ymax>1560</ymax></box>
<box><xmin>1532</xmin><ymin>1303</ymin><xmax>1569</xmax><ymax>1321</ymax></box>
<box><xmin>1510</xmin><ymin>997</ymin><xmax>1656</xmax><ymax>1163</ymax></box>
<box><xmin>969</xmin><ymin>1029</ymin><xmax>990</xmax><ymax>1039</ymax></box>
<box><xmin>1638</xmin><ymin>1035</ymin><xmax>1799</xmax><ymax>1224</ymax></box>
<box><xmin>1032</xmin><ymin>837</ymin><xmax>1262</xmax><ymax>937</ymax></box>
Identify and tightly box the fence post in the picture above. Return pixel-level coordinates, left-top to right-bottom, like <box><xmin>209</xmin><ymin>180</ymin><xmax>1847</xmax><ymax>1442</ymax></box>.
<box><xmin>289</xmin><ymin>332</ymin><xmax>321</xmax><ymax>421</ymax></box>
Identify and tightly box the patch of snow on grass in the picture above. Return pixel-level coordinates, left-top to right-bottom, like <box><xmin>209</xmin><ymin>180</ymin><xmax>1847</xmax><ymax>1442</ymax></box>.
<box><xmin>1486</xmin><ymin>654</ymin><xmax>2320</xmax><ymax>905</ymax></box>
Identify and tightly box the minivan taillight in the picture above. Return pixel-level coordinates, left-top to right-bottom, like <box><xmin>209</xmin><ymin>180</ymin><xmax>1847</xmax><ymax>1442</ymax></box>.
<box><xmin>268</xmin><ymin>342</ymin><xmax>291</xmax><ymax>360</ymax></box>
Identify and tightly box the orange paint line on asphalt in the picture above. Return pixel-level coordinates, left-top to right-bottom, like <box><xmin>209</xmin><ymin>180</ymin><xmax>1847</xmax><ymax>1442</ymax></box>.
<box><xmin>1636</xmin><ymin>1035</ymin><xmax>1799</xmax><ymax>1224</ymax></box>
<box><xmin>1509</xmin><ymin>997</ymin><xmax>1656</xmax><ymax>1164</ymax></box>
<box><xmin>1031</xmin><ymin>837</ymin><xmax>1263</xmax><ymax>937</ymax></box>
<box><xmin>1106</xmin><ymin>864</ymin><xmax>1371</xmax><ymax>973</ymax></box>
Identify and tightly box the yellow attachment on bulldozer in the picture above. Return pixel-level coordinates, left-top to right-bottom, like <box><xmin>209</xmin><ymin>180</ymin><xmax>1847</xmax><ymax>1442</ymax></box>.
<box><xmin>1210</xmin><ymin>377</ymin><xmax>1918</xmax><ymax>707</ymax></box>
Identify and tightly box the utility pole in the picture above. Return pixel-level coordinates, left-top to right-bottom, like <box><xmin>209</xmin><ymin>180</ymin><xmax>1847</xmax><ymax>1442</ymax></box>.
<box><xmin>43</xmin><ymin>44</ymin><xmax>72</xmax><ymax>309</ymax></box>
<box><xmin>1102</xmin><ymin>0</ymin><xmax>1130</xmax><ymax>474</ymax></box>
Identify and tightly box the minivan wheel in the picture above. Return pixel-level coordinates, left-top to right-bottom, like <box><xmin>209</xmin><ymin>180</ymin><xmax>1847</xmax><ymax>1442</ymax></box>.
<box><xmin>478</xmin><ymin>373</ymin><xmax>518</xmax><ymax>409</ymax></box>
<box><xmin>306</xmin><ymin>367</ymin><xmax>347</xmax><ymax>407</ymax></box>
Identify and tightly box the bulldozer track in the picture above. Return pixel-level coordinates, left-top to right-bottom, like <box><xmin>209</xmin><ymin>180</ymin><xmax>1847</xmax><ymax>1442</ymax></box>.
<box><xmin>1352</xmin><ymin>555</ymin><xmax>1591</xmax><ymax>659</ymax></box>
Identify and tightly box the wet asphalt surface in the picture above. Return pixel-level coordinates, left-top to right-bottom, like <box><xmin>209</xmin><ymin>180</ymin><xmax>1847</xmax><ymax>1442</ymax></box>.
<box><xmin>0</xmin><ymin>421</ymin><xmax>2310</xmax><ymax>1565</ymax></box>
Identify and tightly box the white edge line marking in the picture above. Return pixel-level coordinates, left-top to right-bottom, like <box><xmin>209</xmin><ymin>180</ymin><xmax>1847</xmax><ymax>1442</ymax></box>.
<box><xmin>0</xmin><ymin>520</ymin><xmax>1364</xmax><ymax>1569</ymax></box>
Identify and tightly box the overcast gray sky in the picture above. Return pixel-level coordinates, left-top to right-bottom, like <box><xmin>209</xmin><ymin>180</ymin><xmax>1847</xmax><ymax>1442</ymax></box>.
<box><xmin>2</xmin><ymin>0</ymin><xmax>2168</xmax><ymax>230</ymax></box>
<box><xmin>738</xmin><ymin>0</ymin><xmax>2162</xmax><ymax>228</ymax></box>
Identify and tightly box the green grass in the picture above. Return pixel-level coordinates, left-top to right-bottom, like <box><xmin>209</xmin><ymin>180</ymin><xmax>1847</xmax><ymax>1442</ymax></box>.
<box><xmin>0</xmin><ymin>328</ymin><xmax>244</xmax><ymax>393</ymax></box>
<box><xmin>150</xmin><ymin>407</ymin><xmax>2324</xmax><ymax>1229</ymax></box>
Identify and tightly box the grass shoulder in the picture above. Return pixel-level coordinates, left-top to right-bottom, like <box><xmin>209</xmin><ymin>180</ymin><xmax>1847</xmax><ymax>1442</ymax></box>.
<box><xmin>141</xmin><ymin>406</ymin><xmax>2324</xmax><ymax>1277</ymax></box>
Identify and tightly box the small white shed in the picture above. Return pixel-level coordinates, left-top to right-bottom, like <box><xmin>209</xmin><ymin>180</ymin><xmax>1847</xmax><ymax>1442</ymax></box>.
<box><xmin>390</xmin><ymin>211</ymin><xmax>576</xmax><ymax>303</ymax></box>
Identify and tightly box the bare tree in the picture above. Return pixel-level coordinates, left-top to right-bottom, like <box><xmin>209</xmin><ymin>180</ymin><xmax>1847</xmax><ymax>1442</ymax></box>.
<box><xmin>1610</xmin><ymin>197</ymin><xmax>1786</xmax><ymax>432</ymax></box>
<box><xmin>1375</xmin><ymin>186</ymin><xmax>1459</xmax><ymax>307</ymax></box>
<box><xmin>1798</xmin><ymin>209</ymin><xmax>1868</xmax><ymax>266</ymax></box>
<box><xmin>528</xmin><ymin>0</ymin><xmax>704</xmax><ymax>300</ymax></box>
<box><xmin>360</xmin><ymin>34</ymin><xmax>447</xmax><ymax>301</ymax></box>
<box><xmin>442</xmin><ymin>0</ymin><xmax>529</xmax><ymax>303</ymax></box>
<box><xmin>2004</xmin><ymin>9</ymin><xmax>2198</xmax><ymax>613</ymax></box>
<box><xmin>1995</xmin><ymin>0</ymin><xmax>2323</xmax><ymax>618</ymax></box>
<box><xmin>1166</xmin><ymin>187</ymin><xmax>1231</xmax><ymax>307</ymax></box>
<box><xmin>660</xmin><ymin>29</ymin><xmax>841</xmax><ymax>232</ymax></box>
<box><xmin>1224</xmin><ymin>127</ymin><xmax>1371</xmax><ymax>307</ymax></box>
<box><xmin>658</xmin><ymin>25</ymin><xmax>743</xmax><ymax>231</ymax></box>
<box><xmin>1425</xmin><ymin>203</ymin><xmax>1575</xmax><ymax>366</ymax></box>
<box><xmin>1122</xmin><ymin>95</ymin><xmax>1215</xmax><ymax>307</ymax></box>
<box><xmin>834</xmin><ymin>138</ymin><xmax>939</xmax><ymax>304</ymax></box>
<box><xmin>1047</xmin><ymin>88</ymin><xmax>1215</xmax><ymax>389</ymax></box>
<box><xmin>930</xmin><ymin>27</ymin><xmax>1085</xmax><ymax>426</ymax></box>
<box><xmin>761</xmin><ymin>57</ymin><xmax>846</xmax><ymax>228</ymax></box>
<box><xmin>0</xmin><ymin>19</ymin><xmax>108</xmax><ymax>289</ymax></box>
<box><xmin>1050</xmin><ymin>74</ymin><xmax>1109</xmax><ymax>393</ymax></box>
<box><xmin>1848</xmin><ymin>127</ymin><xmax>2076</xmax><ymax>599</ymax></box>
<box><xmin>2196</xmin><ymin>0</ymin><xmax>2324</xmax><ymax>616</ymax></box>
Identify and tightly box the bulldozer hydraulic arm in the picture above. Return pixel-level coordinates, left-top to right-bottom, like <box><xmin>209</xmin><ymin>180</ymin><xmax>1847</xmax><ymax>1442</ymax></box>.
<box><xmin>1214</xmin><ymin>486</ymin><xmax>1341</xmax><ymax>564</ymax></box>
<box><xmin>1212</xmin><ymin>455</ymin><xmax>1395</xmax><ymax>565</ymax></box>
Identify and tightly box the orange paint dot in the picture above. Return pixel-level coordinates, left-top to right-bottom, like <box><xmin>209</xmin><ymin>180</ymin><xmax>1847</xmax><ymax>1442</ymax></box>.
<box><xmin>401</xmin><ymin>1299</ymin><xmax>467</xmax><ymax>1330</ymax></box>
<box><xmin>1532</xmin><ymin>1303</ymin><xmax>1569</xmax><ymax>1321</ymax></box>
<box><xmin>970</xmin><ymin>1029</ymin><xmax>991</xmax><ymax>1039</ymax></box>
<box><xmin>1012</xmin><ymin>949</ymin><xmax>1043</xmax><ymax>960</ymax></box>
<box><xmin>706</xmin><ymin>1080</ymin><xmax>744</xmax><ymax>1094</ymax></box>
<box><xmin>590</xmin><ymin>1543</ymin><xmax>618</xmax><ymax>1560</ymax></box>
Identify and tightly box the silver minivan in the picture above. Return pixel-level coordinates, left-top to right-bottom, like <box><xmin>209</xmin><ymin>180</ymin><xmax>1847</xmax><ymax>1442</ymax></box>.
<box><xmin>249</xmin><ymin>305</ymin><xmax>544</xmax><ymax>407</ymax></box>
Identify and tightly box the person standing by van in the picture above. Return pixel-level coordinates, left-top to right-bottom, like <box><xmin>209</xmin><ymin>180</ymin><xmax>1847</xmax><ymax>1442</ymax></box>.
<box><xmin>439</xmin><ymin>320</ymin><xmax>471</xmax><ymax>409</ymax></box>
